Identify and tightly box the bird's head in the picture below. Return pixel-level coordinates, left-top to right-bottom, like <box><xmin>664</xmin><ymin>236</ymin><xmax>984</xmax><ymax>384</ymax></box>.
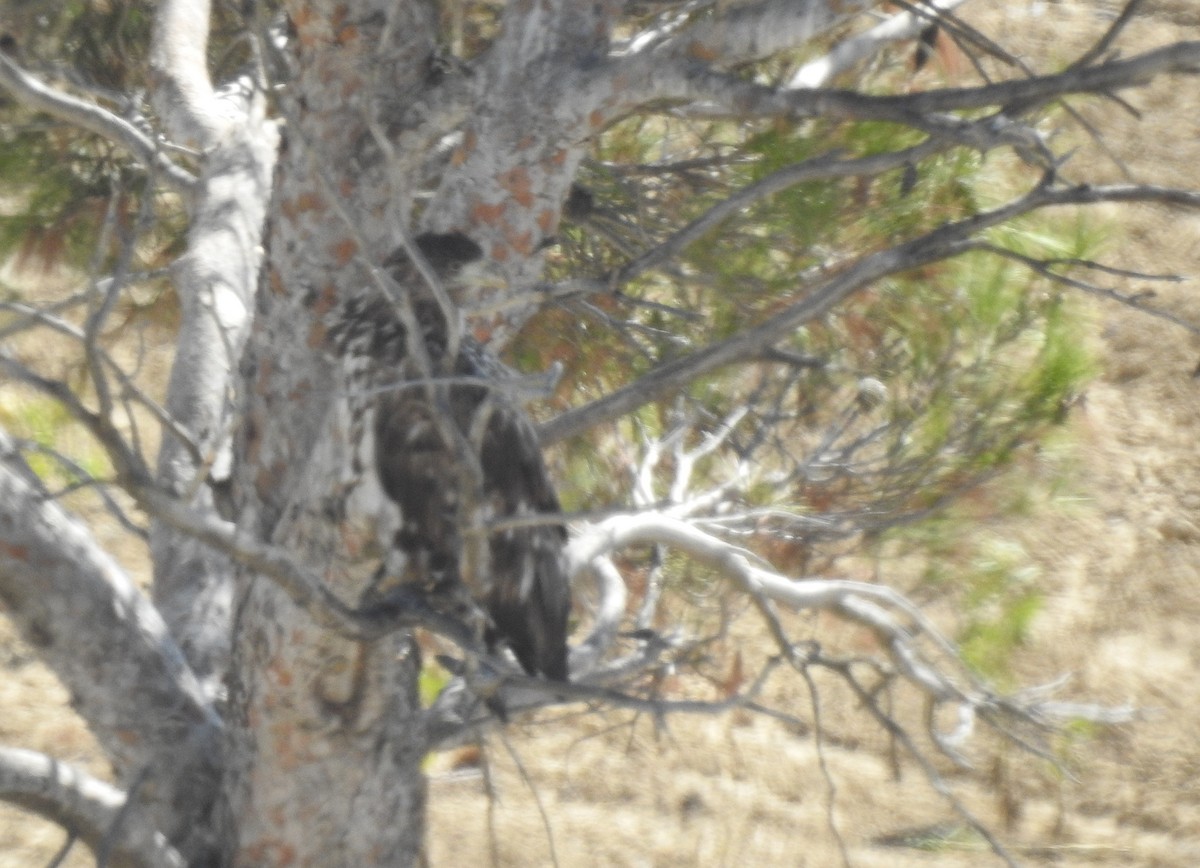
<box><xmin>384</xmin><ymin>232</ymin><xmax>508</xmax><ymax>299</ymax></box>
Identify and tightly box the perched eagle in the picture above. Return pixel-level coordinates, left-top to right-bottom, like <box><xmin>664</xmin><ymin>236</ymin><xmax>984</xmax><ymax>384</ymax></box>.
<box><xmin>331</xmin><ymin>232</ymin><xmax>570</xmax><ymax>681</ymax></box>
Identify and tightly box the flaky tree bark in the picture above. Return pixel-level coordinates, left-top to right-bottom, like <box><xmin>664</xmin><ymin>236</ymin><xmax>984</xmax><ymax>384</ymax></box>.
<box><xmin>221</xmin><ymin>0</ymin><xmax>663</xmax><ymax>857</ymax></box>
<box><xmin>0</xmin><ymin>439</ymin><xmax>221</xmax><ymax>861</ymax></box>
<box><xmin>148</xmin><ymin>0</ymin><xmax>278</xmax><ymax>697</ymax></box>
<box><xmin>222</xmin><ymin>3</ymin><xmax>440</xmax><ymax>861</ymax></box>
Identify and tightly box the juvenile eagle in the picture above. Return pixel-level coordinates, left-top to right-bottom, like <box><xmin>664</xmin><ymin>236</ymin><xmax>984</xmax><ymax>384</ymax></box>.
<box><xmin>332</xmin><ymin>232</ymin><xmax>570</xmax><ymax>681</ymax></box>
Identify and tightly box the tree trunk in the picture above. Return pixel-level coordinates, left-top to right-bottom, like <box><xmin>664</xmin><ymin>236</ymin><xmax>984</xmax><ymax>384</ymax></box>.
<box><xmin>220</xmin><ymin>2</ymin><xmax>441</xmax><ymax>862</ymax></box>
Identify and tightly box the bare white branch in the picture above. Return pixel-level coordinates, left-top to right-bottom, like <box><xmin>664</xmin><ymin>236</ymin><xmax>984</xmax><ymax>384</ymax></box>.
<box><xmin>149</xmin><ymin>0</ymin><xmax>234</xmax><ymax>148</ymax></box>
<box><xmin>0</xmin><ymin>747</ymin><xmax>185</xmax><ymax>868</ymax></box>
<box><xmin>568</xmin><ymin>554</ymin><xmax>628</xmax><ymax>676</ymax></box>
<box><xmin>144</xmin><ymin>0</ymin><xmax>279</xmax><ymax>692</ymax></box>
<box><xmin>647</xmin><ymin>0</ymin><xmax>877</xmax><ymax>67</ymax></box>
<box><xmin>789</xmin><ymin>0</ymin><xmax>972</xmax><ymax>89</ymax></box>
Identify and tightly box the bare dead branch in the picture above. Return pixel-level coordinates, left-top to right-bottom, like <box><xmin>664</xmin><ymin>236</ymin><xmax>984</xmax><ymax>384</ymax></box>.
<box><xmin>819</xmin><ymin>653</ymin><xmax>1021</xmax><ymax>867</ymax></box>
<box><xmin>970</xmin><ymin>241</ymin><xmax>1200</xmax><ymax>336</ymax></box>
<box><xmin>0</xmin><ymin>54</ymin><xmax>194</xmax><ymax>193</ymax></box>
<box><xmin>601</xmin><ymin>39</ymin><xmax>1200</xmax><ymax>125</ymax></box>
<box><xmin>0</xmin><ymin>296</ymin><xmax>204</xmax><ymax>469</ymax></box>
<box><xmin>2</xmin><ymin>436</ymin><xmax>146</xmax><ymax>539</ymax></box>
<box><xmin>540</xmin><ymin>179</ymin><xmax>1200</xmax><ymax>443</ymax></box>
<box><xmin>0</xmin><ymin>747</ymin><xmax>185</xmax><ymax>868</ymax></box>
<box><xmin>568</xmin><ymin>554</ymin><xmax>629</xmax><ymax>676</ymax></box>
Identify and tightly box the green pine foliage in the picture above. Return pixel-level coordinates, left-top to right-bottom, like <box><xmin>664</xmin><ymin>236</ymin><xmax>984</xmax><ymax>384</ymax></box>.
<box><xmin>525</xmin><ymin>60</ymin><xmax>1102</xmax><ymax>672</ymax></box>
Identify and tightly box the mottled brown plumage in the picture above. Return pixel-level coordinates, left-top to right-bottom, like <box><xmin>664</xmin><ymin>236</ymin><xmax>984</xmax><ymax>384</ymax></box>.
<box><xmin>333</xmin><ymin>233</ymin><xmax>570</xmax><ymax>681</ymax></box>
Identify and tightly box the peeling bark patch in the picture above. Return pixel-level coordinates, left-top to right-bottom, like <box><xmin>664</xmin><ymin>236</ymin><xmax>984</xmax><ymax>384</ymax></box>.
<box><xmin>330</xmin><ymin>4</ymin><xmax>349</xmax><ymax>39</ymax></box>
<box><xmin>291</xmin><ymin>8</ymin><xmax>319</xmax><ymax>47</ymax></box>
<box><xmin>472</xmin><ymin>322</ymin><xmax>495</xmax><ymax>344</ymax></box>
<box><xmin>310</xmin><ymin>282</ymin><xmax>338</xmax><ymax>316</ymax></box>
<box><xmin>254</xmin><ymin>358</ymin><xmax>275</xmax><ymax>394</ymax></box>
<box><xmin>282</xmin><ymin>192</ymin><xmax>325</xmax><ymax>219</ymax></box>
<box><xmin>240</xmin><ymin>839</ymin><xmax>297</xmax><ymax>866</ymax></box>
<box><xmin>256</xmin><ymin>465</ymin><xmax>281</xmax><ymax>499</ymax></box>
<box><xmin>509</xmin><ymin>230</ymin><xmax>534</xmax><ymax>256</ymax></box>
<box><xmin>330</xmin><ymin>238</ymin><xmax>359</xmax><ymax>266</ymax></box>
<box><xmin>268</xmin><ymin>654</ymin><xmax>294</xmax><ymax>688</ymax></box>
<box><xmin>340</xmin><ymin>73</ymin><xmax>364</xmax><ymax>99</ymax></box>
<box><xmin>307</xmin><ymin>320</ymin><xmax>327</xmax><ymax>349</ymax></box>
<box><xmin>471</xmin><ymin>201</ymin><xmax>507</xmax><ymax>224</ymax></box>
<box><xmin>498</xmin><ymin>167</ymin><xmax>534</xmax><ymax>207</ymax></box>
<box><xmin>270</xmin><ymin>719</ymin><xmax>312</xmax><ymax>772</ymax></box>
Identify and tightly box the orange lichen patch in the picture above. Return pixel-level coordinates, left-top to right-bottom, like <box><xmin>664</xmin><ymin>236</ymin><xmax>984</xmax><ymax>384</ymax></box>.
<box><xmin>336</xmin><ymin>23</ymin><xmax>359</xmax><ymax>45</ymax></box>
<box><xmin>295</xmin><ymin>192</ymin><xmax>324</xmax><ymax>214</ymax></box>
<box><xmin>330</xmin><ymin>4</ymin><xmax>348</xmax><ymax>35</ymax></box>
<box><xmin>547</xmin><ymin>148</ymin><xmax>568</xmax><ymax>166</ymax></box>
<box><xmin>292</xmin><ymin>8</ymin><xmax>318</xmax><ymax>47</ymax></box>
<box><xmin>309</xmin><ymin>282</ymin><xmax>339</xmax><ymax>316</ymax></box>
<box><xmin>307</xmin><ymin>320</ymin><xmax>327</xmax><ymax>349</ymax></box>
<box><xmin>471</xmin><ymin>200</ymin><xmax>507</xmax><ymax>224</ymax></box>
<box><xmin>451</xmin><ymin>129</ymin><xmax>478</xmax><ymax>166</ymax></box>
<box><xmin>686</xmin><ymin>40</ymin><xmax>719</xmax><ymax>62</ymax></box>
<box><xmin>0</xmin><ymin>540</ymin><xmax>29</xmax><ymax>561</ymax></box>
<box><xmin>508</xmin><ymin>230</ymin><xmax>534</xmax><ymax>256</ymax></box>
<box><xmin>471</xmin><ymin>321</ymin><xmax>495</xmax><ymax>344</ymax></box>
<box><xmin>488</xmin><ymin>243</ymin><xmax>509</xmax><ymax>263</ymax></box>
<box><xmin>537</xmin><ymin>208</ymin><xmax>557</xmax><ymax>233</ymax></box>
<box><xmin>280</xmin><ymin>191</ymin><xmax>326</xmax><ymax>220</ymax></box>
<box><xmin>255</xmin><ymin>357</ymin><xmax>275</xmax><ymax>389</ymax></box>
<box><xmin>589</xmin><ymin>109</ymin><xmax>605</xmax><ymax>129</ymax></box>
<box><xmin>238</xmin><ymin>840</ymin><xmax>295</xmax><ymax>864</ymax></box>
<box><xmin>268</xmin><ymin>269</ymin><xmax>287</xmax><ymax>296</ymax></box>
<box><xmin>517</xmin><ymin>134</ymin><xmax>536</xmax><ymax>150</ymax></box>
<box><xmin>329</xmin><ymin>237</ymin><xmax>358</xmax><ymax>265</ymax></box>
<box><xmin>498</xmin><ymin>166</ymin><xmax>534</xmax><ymax>206</ymax></box>
<box><xmin>341</xmin><ymin>73</ymin><xmax>364</xmax><ymax>98</ymax></box>
<box><xmin>268</xmin><ymin>655</ymin><xmax>294</xmax><ymax>688</ymax></box>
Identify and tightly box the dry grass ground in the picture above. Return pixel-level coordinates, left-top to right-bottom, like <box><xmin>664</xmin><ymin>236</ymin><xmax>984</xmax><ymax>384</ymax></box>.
<box><xmin>3</xmin><ymin>1</ymin><xmax>1200</xmax><ymax>866</ymax></box>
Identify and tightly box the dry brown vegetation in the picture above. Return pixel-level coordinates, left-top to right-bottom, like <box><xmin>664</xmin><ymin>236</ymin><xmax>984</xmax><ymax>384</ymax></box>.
<box><xmin>4</xmin><ymin>2</ymin><xmax>1200</xmax><ymax>865</ymax></box>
